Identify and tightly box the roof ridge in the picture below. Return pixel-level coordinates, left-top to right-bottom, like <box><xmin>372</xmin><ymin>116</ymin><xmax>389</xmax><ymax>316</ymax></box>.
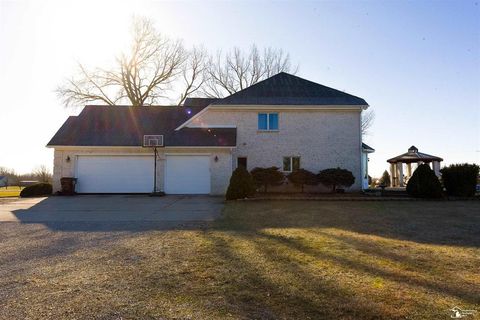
<box><xmin>84</xmin><ymin>105</ymin><xmax>185</xmax><ymax>108</ymax></box>
<box><xmin>212</xmin><ymin>72</ymin><xmax>368</xmax><ymax>106</ymax></box>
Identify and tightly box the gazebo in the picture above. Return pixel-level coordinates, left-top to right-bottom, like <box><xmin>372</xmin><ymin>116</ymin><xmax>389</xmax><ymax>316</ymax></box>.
<box><xmin>387</xmin><ymin>146</ymin><xmax>443</xmax><ymax>187</ymax></box>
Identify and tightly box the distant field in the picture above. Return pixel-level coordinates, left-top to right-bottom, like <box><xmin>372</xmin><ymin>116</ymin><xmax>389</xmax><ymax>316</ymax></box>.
<box><xmin>0</xmin><ymin>186</ymin><xmax>22</xmax><ymax>198</ymax></box>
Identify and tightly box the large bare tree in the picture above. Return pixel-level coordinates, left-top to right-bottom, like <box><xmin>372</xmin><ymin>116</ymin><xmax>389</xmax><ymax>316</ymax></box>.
<box><xmin>176</xmin><ymin>46</ymin><xmax>208</xmax><ymax>105</ymax></box>
<box><xmin>202</xmin><ymin>45</ymin><xmax>298</xmax><ymax>98</ymax></box>
<box><xmin>57</xmin><ymin>17</ymin><xmax>299</xmax><ymax>106</ymax></box>
<box><xmin>57</xmin><ymin>17</ymin><xmax>193</xmax><ymax>107</ymax></box>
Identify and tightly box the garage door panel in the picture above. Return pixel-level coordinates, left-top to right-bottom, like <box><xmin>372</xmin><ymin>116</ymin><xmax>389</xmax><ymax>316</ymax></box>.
<box><xmin>76</xmin><ymin>156</ymin><xmax>153</xmax><ymax>193</ymax></box>
<box><xmin>165</xmin><ymin>155</ymin><xmax>210</xmax><ymax>194</ymax></box>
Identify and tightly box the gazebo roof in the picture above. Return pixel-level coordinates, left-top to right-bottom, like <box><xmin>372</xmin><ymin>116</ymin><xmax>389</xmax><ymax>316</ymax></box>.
<box><xmin>387</xmin><ymin>146</ymin><xmax>443</xmax><ymax>163</ymax></box>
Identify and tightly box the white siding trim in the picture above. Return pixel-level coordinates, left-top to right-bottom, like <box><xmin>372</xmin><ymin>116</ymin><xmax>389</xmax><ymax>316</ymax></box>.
<box><xmin>209</xmin><ymin>104</ymin><xmax>368</xmax><ymax>110</ymax></box>
<box><xmin>185</xmin><ymin>125</ymin><xmax>237</xmax><ymax>128</ymax></box>
<box><xmin>175</xmin><ymin>105</ymin><xmax>211</xmax><ymax>130</ymax></box>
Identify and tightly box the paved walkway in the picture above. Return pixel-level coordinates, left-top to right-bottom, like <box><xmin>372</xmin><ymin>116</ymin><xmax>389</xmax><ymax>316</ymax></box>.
<box><xmin>0</xmin><ymin>195</ymin><xmax>224</xmax><ymax>223</ymax></box>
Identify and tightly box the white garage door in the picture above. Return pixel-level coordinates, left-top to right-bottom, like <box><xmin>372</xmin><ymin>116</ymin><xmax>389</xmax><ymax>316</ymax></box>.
<box><xmin>165</xmin><ymin>155</ymin><xmax>211</xmax><ymax>194</ymax></box>
<box><xmin>76</xmin><ymin>156</ymin><xmax>153</xmax><ymax>193</ymax></box>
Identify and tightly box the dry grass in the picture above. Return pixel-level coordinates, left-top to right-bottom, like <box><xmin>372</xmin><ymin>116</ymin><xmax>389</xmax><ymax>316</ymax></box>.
<box><xmin>0</xmin><ymin>201</ymin><xmax>479</xmax><ymax>319</ymax></box>
<box><xmin>0</xmin><ymin>186</ymin><xmax>21</xmax><ymax>198</ymax></box>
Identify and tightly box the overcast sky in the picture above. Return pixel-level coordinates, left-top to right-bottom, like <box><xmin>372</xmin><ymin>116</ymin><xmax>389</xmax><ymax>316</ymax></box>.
<box><xmin>0</xmin><ymin>0</ymin><xmax>479</xmax><ymax>176</ymax></box>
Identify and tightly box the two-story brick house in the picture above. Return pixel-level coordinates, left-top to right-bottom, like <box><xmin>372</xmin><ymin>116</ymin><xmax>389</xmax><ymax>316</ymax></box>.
<box><xmin>47</xmin><ymin>72</ymin><xmax>372</xmax><ymax>194</ymax></box>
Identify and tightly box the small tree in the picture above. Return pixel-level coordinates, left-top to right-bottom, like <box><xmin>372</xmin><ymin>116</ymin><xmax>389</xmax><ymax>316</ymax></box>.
<box><xmin>361</xmin><ymin>109</ymin><xmax>375</xmax><ymax>137</ymax></box>
<box><xmin>440</xmin><ymin>163</ymin><xmax>479</xmax><ymax>197</ymax></box>
<box><xmin>379</xmin><ymin>170</ymin><xmax>391</xmax><ymax>187</ymax></box>
<box><xmin>250</xmin><ymin>167</ymin><xmax>284</xmax><ymax>193</ymax></box>
<box><xmin>406</xmin><ymin>164</ymin><xmax>442</xmax><ymax>198</ymax></box>
<box><xmin>287</xmin><ymin>169</ymin><xmax>318</xmax><ymax>193</ymax></box>
<box><xmin>317</xmin><ymin>168</ymin><xmax>355</xmax><ymax>193</ymax></box>
<box><xmin>33</xmin><ymin>165</ymin><xmax>52</xmax><ymax>183</ymax></box>
<box><xmin>225</xmin><ymin>167</ymin><xmax>256</xmax><ymax>200</ymax></box>
<box><xmin>0</xmin><ymin>166</ymin><xmax>18</xmax><ymax>189</ymax></box>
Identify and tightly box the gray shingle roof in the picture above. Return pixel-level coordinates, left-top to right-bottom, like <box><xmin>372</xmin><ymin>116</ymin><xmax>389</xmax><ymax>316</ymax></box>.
<box><xmin>212</xmin><ymin>72</ymin><xmax>368</xmax><ymax>106</ymax></box>
<box><xmin>47</xmin><ymin>105</ymin><xmax>236</xmax><ymax>147</ymax></box>
<box><xmin>183</xmin><ymin>98</ymin><xmax>220</xmax><ymax>107</ymax></box>
<box><xmin>387</xmin><ymin>146</ymin><xmax>443</xmax><ymax>163</ymax></box>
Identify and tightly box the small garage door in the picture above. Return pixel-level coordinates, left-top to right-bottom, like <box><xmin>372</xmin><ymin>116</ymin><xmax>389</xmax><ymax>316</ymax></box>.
<box><xmin>76</xmin><ymin>156</ymin><xmax>153</xmax><ymax>193</ymax></box>
<box><xmin>165</xmin><ymin>155</ymin><xmax>211</xmax><ymax>194</ymax></box>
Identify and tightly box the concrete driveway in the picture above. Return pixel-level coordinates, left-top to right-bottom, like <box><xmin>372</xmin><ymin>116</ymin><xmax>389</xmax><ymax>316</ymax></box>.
<box><xmin>0</xmin><ymin>195</ymin><xmax>224</xmax><ymax>224</ymax></box>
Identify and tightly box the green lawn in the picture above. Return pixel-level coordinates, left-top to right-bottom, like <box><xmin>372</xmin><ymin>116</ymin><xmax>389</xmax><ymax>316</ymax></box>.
<box><xmin>0</xmin><ymin>186</ymin><xmax>21</xmax><ymax>198</ymax></box>
<box><xmin>0</xmin><ymin>201</ymin><xmax>479</xmax><ymax>319</ymax></box>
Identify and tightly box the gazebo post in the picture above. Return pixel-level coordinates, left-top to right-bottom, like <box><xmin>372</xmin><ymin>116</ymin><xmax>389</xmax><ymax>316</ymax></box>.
<box><xmin>390</xmin><ymin>163</ymin><xmax>396</xmax><ymax>187</ymax></box>
<box><xmin>398</xmin><ymin>162</ymin><xmax>404</xmax><ymax>187</ymax></box>
<box><xmin>432</xmin><ymin>161</ymin><xmax>440</xmax><ymax>177</ymax></box>
<box><xmin>406</xmin><ymin>163</ymin><xmax>412</xmax><ymax>179</ymax></box>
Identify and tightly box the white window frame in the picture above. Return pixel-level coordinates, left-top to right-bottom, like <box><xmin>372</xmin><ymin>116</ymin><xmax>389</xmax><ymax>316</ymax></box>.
<box><xmin>258</xmin><ymin>113</ymin><xmax>279</xmax><ymax>131</ymax></box>
<box><xmin>282</xmin><ymin>156</ymin><xmax>301</xmax><ymax>172</ymax></box>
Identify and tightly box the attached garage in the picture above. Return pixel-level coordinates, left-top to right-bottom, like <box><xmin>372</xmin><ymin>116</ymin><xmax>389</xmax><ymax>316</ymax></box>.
<box><xmin>165</xmin><ymin>155</ymin><xmax>211</xmax><ymax>194</ymax></box>
<box><xmin>76</xmin><ymin>155</ymin><xmax>153</xmax><ymax>193</ymax></box>
<box><xmin>47</xmin><ymin>105</ymin><xmax>236</xmax><ymax>195</ymax></box>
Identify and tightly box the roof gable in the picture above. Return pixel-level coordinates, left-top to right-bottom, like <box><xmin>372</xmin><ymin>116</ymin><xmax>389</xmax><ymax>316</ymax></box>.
<box><xmin>212</xmin><ymin>72</ymin><xmax>368</xmax><ymax>106</ymax></box>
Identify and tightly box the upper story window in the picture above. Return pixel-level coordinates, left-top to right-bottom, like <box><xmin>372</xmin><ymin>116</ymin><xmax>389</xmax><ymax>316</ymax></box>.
<box><xmin>258</xmin><ymin>113</ymin><xmax>279</xmax><ymax>131</ymax></box>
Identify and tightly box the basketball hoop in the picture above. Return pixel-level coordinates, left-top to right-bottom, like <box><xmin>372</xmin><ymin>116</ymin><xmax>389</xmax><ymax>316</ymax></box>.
<box><xmin>143</xmin><ymin>135</ymin><xmax>164</xmax><ymax>148</ymax></box>
<box><xmin>143</xmin><ymin>135</ymin><xmax>165</xmax><ymax>196</ymax></box>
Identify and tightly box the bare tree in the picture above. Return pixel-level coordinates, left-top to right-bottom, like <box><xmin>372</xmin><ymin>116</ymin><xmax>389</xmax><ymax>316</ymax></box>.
<box><xmin>118</xmin><ymin>17</ymin><xmax>186</xmax><ymax>106</ymax></box>
<box><xmin>57</xmin><ymin>18</ymin><xmax>299</xmax><ymax>106</ymax></box>
<box><xmin>361</xmin><ymin>109</ymin><xmax>375</xmax><ymax>137</ymax></box>
<box><xmin>33</xmin><ymin>165</ymin><xmax>52</xmax><ymax>183</ymax></box>
<box><xmin>202</xmin><ymin>45</ymin><xmax>299</xmax><ymax>98</ymax></box>
<box><xmin>0</xmin><ymin>167</ymin><xmax>17</xmax><ymax>188</ymax></box>
<box><xmin>177</xmin><ymin>46</ymin><xmax>208</xmax><ymax>105</ymax></box>
<box><xmin>57</xmin><ymin>16</ymin><xmax>191</xmax><ymax>107</ymax></box>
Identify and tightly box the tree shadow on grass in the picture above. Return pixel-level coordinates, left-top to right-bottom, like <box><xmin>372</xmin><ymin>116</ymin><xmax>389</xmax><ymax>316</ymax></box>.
<box><xmin>255</xmin><ymin>230</ymin><xmax>480</xmax><ymax>306</ymax></box>
<box><xmin>190</xmin><ymin>231</ymin><xmax>394</xmax><ymax>320</ymax></box>
<box><xmin>218</xmin><ymin>201</ymin><xmax>480</xmax><ymax>248</ymax></box>
<box><xmin>2</xmin><ymin>199</ymin><xmax>479</xmax><ymax>319</ymax></box>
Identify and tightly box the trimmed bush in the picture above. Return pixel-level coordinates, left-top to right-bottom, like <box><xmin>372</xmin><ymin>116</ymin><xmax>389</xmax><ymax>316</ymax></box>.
<box><xmin>440</xmin><ymin>163</ymin><xmax>479</xmax><ymax>197</ymax></box>
<box><xmin>406</xmin><ymin>164</ymin><xmax>442</xmax><ymax>198</ymax></box>
<box><xmin>250</xmin><ymin>167</ymin><xmax>284</xmax><ymax>192</ymax></box>
<box><xmin>287</xmin><ymin>169</ymin><xmax>318</xmax><ymax>192</ymax></box>
<box><xmin>379</xmin><ymin>170</ymin><xmax>391</xmax><ymax>186</ymax></box>
<box><xmin>20</xmin><ymin>183</ymin><xmax>52</xmax><ymax>198</ymax></box>
<box><xmin>317</xmin><ymin>168</ymin><xmax>355</xmax><ymax>192</ymax></box>
<box><xmin>225</xmin><ymin>167</ymin><xmax>256</xmax><ymax>200</ymax></box>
